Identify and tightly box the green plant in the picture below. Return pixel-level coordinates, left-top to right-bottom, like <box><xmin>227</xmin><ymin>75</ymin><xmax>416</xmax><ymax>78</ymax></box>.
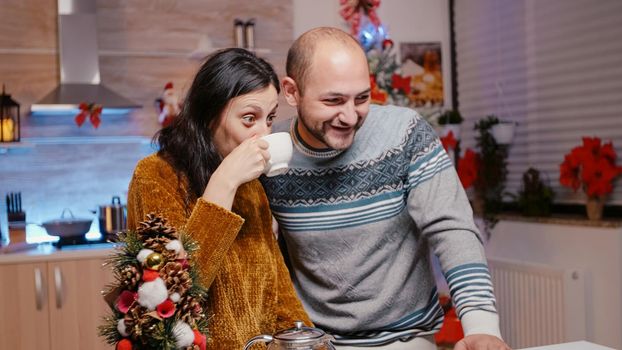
<box><xmin>438</xmin><ymin>110</ymin><xmax>464</xmax><ymax>125</ymax></box>
<box><xmin>473</xmin><ymin>115</ymin><xmax>508</xmax><ymax>235</ymax></box>
<box><xmin>515</xmin><ymin>167</ymin><xmax>555</xmax><ymax>217</ymax></box>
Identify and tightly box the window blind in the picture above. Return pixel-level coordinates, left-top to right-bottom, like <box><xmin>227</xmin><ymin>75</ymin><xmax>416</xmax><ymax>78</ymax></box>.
<box><xmin>454</xmin><ymin>0</ymin><xmax>622</xmax><ymax>205</ymax></box>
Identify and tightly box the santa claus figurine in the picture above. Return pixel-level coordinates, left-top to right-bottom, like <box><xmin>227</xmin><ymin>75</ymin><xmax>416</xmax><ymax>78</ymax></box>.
<box><xmin>157</xmin><ymin>82</ymin><xmax>181</xmax><ymax>128</ymax></box>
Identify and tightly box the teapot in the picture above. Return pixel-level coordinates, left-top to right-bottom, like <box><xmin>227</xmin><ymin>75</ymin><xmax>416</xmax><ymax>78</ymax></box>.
<box><xmin>243</xmin><ymin>321</ymin><xmax>336</xmax><ymax>350</ymax></box>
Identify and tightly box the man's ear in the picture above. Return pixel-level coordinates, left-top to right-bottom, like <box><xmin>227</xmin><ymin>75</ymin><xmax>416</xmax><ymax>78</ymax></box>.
<box><xmin>281</xmin><ymin>77</ymin><xmax>300</xmax><ymax>107</ymax></box>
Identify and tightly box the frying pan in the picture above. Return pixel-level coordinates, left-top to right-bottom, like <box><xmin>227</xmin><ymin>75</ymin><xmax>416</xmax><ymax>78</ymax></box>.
<box><xmin>40</xmin><ymin>208</ymin><xmax>93</xmax><ymax>237</ymax></box>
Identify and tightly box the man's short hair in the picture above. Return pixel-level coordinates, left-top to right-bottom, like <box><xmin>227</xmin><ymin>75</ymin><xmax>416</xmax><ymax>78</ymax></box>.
<box><xmin>286</xmin><ymin>27</ymin><xmax>363</xmax><ymax>95</ymax></box>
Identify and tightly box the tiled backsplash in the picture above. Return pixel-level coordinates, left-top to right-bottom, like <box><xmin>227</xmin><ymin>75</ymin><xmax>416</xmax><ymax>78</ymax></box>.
<box><xmin>1</xmin><ymin>136</ymin><xmax>155</xmax><ymax>243</ymax></box>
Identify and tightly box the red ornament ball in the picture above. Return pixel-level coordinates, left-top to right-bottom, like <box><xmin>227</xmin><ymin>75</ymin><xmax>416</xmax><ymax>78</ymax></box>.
<box><xmin>116</xmin><ymin>339</ymin><xmax>133</xmax><ymax>350</ymax></box>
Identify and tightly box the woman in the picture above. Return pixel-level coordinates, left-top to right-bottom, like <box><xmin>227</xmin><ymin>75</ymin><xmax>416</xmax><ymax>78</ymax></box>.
<box><xmin>127</xmin><ymin>48</ymin><xmax>311</xmax><ymax>349</ymax></box>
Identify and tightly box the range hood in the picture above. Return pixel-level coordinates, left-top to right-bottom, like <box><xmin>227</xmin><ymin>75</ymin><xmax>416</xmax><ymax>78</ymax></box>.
<box><xmin>31</xmin><ymin>0</ymin><xmax>140</xmax><ymax>112</ymax></box>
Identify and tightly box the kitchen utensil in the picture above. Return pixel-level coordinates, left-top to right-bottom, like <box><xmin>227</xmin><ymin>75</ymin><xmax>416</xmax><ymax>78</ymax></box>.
<box><xmin>244</xmin><ymin>321</ymin><xmax>336</xmax><ymax>350</ymax></box>
<box><xmin>5</xmin><ymin>192</ymin><xmax>25</xmax><ymax>222</ymax></box>
<box><xmin>41</xmin><ymin>208</ymin><xmax>93</xmax><ymax>237</ymax></box>
<box><xmin>96</xmin><ymin>196</ymin><xmax>126</xmax><ymax>236</ymax></box>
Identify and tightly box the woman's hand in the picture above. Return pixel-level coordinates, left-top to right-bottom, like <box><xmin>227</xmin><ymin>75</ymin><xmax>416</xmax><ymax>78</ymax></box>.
<box><xmin>202</xmin><ymin>136</ymin><xmax>270</xmax><ymax>210</ymax></box>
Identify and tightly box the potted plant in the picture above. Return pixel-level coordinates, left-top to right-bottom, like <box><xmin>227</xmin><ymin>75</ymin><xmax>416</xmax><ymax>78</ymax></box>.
<box><xmin>559</xmin><ymin>137</ymin><xmax>622</xmax><ymax>220</ymax></box>
<box><xmin>472</xmin><ymin>115</ymin><xmax>509</xmax><ymax>234</ymax></box>
<box><xmin>514</xmin><ymin>167</ymin><xmax>555</xmax><ymax>217</ymax></box>
<box><xmin>438</xmin><ymin>109</ymin><xmax>463</xmax><ymax>139</ymax></box>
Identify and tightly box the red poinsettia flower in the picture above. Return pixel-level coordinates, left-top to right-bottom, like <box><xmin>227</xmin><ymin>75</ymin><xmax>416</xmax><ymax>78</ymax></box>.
<box><xmin>559</xmin><ymin>137</ymin><xmax>622</xmax><ymax>199</ymax></box>
<box><xmin>440</xmin><ymin>131</ymin><xmax>458</xmax><ymax>152</ymax></box>
<box><xmin>457</xmin><ymin>149</ymin><xmax>480</xmax><ymax>189</ymax></box>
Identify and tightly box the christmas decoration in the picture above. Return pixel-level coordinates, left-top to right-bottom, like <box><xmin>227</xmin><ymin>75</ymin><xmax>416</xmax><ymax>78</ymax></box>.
<box><xmin>340</xmin><ymin>0</ymin><xmax>381</xmax><ymax>37</ymax></box>
<box><xmin>559</xmin><ymin>137</ymin><xmax>622</xmax><ymax>220</ymax></box>
<box><xmin>99</xmin><ymin>214</ymin><xmax>209</xmax><ymax>350</ymax></box>
<box><xmin>75</xmin><ymin>102</ymin><xmax>103</xmax><ymax>128</ymax></box>
<box><xmin>156</xmin><ymin>82</ymin><xmax>181</xmax><ymax>128</ymax></box>
<box><xmin>560</xmin><ymin>137</ymin><xmax>622</xmax><ymax>198</ymax></box>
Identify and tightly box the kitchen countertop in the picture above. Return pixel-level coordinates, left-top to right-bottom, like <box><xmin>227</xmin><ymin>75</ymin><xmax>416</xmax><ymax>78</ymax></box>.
<box><xmin>519</xmin><ymin>341</ymin><xmax>616</xmax><ymax>350</ymax></box>
<box><xmin>0</xmin><ymin>242</ymin><xmax>116</xmax><ymax>264</ymax></box>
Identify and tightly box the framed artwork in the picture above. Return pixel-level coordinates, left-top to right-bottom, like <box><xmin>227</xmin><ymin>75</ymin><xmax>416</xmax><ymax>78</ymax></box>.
<box><xmin>399</xmin><ymin>42</ymin><xmax>444</xmax><ymax>108</ymax></box>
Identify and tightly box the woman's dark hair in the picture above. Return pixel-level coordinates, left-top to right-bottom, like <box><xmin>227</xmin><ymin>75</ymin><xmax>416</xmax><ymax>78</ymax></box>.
<box><xmin>156</xmin><ymin>48</ymin><xmax>280</xmax><ymax>200</ymax></box>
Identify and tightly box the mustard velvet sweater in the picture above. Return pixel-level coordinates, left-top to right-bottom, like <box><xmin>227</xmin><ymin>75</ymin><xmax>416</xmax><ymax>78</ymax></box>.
<box><xmin>127</xmin><ymin>154</ymin><xmax>311</xmax><ymax>349</ymax></box>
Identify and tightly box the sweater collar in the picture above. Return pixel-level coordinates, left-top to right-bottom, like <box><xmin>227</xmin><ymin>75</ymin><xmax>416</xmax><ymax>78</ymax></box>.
<box><xmin>290</xmin><ymin>118</ymin><xmax>344</xmax><ymax>159</ymax></box>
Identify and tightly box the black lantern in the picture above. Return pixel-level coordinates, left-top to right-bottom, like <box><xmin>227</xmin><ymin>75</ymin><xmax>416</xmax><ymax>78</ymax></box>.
<box><xmin>0</xmin><ymin>85</ymin><xmax>20</xmax><ymax>142</ymax></box>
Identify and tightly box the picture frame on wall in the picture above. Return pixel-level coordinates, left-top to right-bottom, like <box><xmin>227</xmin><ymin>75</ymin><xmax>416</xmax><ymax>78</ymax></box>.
<box><xmin>399</xmin><ymin>42</ymin><xmax>444</xmax><ymax>109</ymax></box>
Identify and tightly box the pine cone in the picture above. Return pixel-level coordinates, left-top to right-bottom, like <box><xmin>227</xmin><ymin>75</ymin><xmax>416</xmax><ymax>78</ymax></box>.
<box><xmin>137</xmin><ymin>213</ymin><xmax>178</xmax><ymax>240</ymax></box>
<box><xmin>120</xmin><ymin>265</ymin><xmax>141</xmax><ymax>290</ymax></box>
<box><xmin>161</xmin><ymin>261</ymin><xmax>192</xmax><ymax>296</ymax></box>
<box><xmin>124</xmin><ymin>305</ymin><xmax>153</xmax><ymax>339</ymax></box>
<box><xmin>143</xmin><ymin>236</ymin><xmax>172</xmax><ymax>253</ymax></box>
<box><xmin>178</xmin><ymin>295</ymin><xmax>204</xmax><ymax>324</ymax></box>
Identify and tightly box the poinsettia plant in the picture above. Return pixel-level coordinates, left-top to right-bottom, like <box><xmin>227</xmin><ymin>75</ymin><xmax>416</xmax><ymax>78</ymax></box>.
<box><xmin>559</xmin><ymin>137</ymin><xmax>622</xmax><ymax>198</ymax></box>
<box><xmin>440</xmin><ymin>131</ymin><xmax>480</xmax><ymax>189</ymax></box>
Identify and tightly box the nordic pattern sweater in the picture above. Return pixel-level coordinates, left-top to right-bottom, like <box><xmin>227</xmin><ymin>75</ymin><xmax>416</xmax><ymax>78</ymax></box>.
<box><xmin>127</xmin><ymin>154</ymin><xmax>311</xmax><ymax>349</ymax></box>
<box><xmin>261</xmin><ymin>104</ymin><xmax>502</xmax><ymax>346</ymax></box>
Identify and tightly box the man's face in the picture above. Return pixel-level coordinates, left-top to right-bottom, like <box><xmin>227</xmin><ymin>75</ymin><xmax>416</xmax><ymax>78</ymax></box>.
<box><xmin>294</xmin><ymin>45</ymin><xmax>371</xmax><ymax>150</ymax></box>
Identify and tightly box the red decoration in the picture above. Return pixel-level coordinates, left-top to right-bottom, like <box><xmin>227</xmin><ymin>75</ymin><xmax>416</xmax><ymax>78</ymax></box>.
<box><xmin>370</xmin><ymin>75</ymin><xmax>388</xmax><ymax>104</ymax></box>
<box><xmin>116</xmin><ymin>290</ymin><xmax>137</xmax><ymax>314</ymax></box>
<box><xmin>156</xmin><ymin>82</ymin><xmax>181</xmax><ymax>128</ymax></box>
<box><xmin>434</xmin><ymin>295</ymin><xmax>464</xmax><ymax>345</ymax></box>
<box><xmin>193</xmin><ymin>329</ymin><xmax>207</xmax><ymax>350</ymax></box>
<box><xmin>457</xmin><ymin>149</ymin><xmax>480</xmax><ymax>190</ymax></box>
<box><xmin>339</xmin><ymin>0</ymin><xmax>381</xmax><ymax>35</ymax></box>
<box><xmin>142</xmin><ymin>269</ymin><xmax>160</xmax><ymax>282</ymax></box>
<box><xmin>75</xmin><ymin>102</ymin><xmax>102</xmax><ymax>128</ymax></box>
<box><xmin>559</xmin><ymin>137</ymin><xmax>622</xmax><ymax>198</ymax></box>
<box><xmin>440</xmin><ymin>131</ymin><xmax>458</xmax><ymax>152</ymax></box>
<box><xmin>391</xmin><ymin>74</ymin><xmax>412</xmax><ymax>95</ymax></box>
<box><xmin>156</xmin><ymin>299</ymin><xmax>176</xmax><ymax>318</ymax></box>
<box><xmin>116</xmin><ymin>339</ymin><xmax>133</xmax><ymax>350</ymax></box>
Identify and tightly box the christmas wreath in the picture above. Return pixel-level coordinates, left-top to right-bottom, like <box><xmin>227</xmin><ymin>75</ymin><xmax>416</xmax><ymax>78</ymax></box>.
<box><xmin>99</xmin><ymin>214</ymin><xmax>209</xmax><ymax>350</ymax></box>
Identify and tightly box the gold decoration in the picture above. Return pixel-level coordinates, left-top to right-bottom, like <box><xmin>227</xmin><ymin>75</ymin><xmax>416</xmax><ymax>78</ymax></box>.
<box><xmin>145</xmin><ymin>252</ymin><xmax>164</xmax><ymax>270</ymax></box>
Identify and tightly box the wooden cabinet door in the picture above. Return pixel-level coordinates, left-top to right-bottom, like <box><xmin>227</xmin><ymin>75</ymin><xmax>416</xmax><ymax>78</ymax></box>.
<box><xmin>0</xmin><ymin>262</ymin><xmax>51</xmax><ymax>350</ymax></box>
<box><xmin>47</xmin><ymin>258</ymin><xmax>114</xmax><ymax>350</ymax></box>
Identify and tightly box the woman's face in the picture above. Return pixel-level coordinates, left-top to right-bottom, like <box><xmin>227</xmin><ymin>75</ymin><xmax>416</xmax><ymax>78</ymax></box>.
<box><xmin>212</xmin><ymin>85</ymin><xmax>279</xmax><ymax>157</ymax></box>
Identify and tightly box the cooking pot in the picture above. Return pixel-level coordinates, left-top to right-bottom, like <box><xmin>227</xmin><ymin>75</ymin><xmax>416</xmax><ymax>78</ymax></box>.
<box><xmin>96</xmin><ymin>196</ymin><xmax>127</xmax><ymax>235</ymax></box>
<box><xmin>41</xmin><ymin>208</ymin><xmax>93</xmax><ymax>237</ymax></box>
<box><xmin>244</xmin><ymin>321</ymin><xmax>335</xmax><ymax>350</ymax></box>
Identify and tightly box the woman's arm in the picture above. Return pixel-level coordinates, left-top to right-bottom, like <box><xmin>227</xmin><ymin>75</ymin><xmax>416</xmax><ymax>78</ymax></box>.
<box><xmin>127</xmin><ymin>155</ymin><xmax>244</xmax><ymax>288</ymax></box>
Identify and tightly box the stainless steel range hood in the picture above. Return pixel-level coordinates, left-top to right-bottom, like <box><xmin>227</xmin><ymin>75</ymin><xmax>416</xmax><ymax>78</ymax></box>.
<box><xmin>31</xmin><ymin>0</ymin><xmax>140</xmax><ymax>112</ymax></box>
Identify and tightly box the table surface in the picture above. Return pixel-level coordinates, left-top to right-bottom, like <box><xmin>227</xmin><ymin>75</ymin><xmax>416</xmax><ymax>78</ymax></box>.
<box><xmin>519</xmin><ymin>341</ymin><xmax>616</xmax><ymax>350</ymax></box>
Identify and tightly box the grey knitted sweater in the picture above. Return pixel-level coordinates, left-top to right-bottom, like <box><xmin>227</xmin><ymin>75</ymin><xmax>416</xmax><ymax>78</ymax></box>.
<box><xmin>261</xmin><ymin>104</ymin><xmax>501</xmax><ymax>346</ymax></box>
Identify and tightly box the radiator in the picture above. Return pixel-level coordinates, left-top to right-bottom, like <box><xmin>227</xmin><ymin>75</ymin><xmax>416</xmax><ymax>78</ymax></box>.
<box><xmin>488</xmin><ymin>259</ymin><xmax>587</xmax><ymax>349</ymax></box>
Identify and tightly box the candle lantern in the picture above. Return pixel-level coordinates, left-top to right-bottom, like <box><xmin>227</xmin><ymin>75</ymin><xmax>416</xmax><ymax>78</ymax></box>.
<box><xmin>0</xmin><ymin>85</ymin><xmax>20</xmax><ymax>142</ymax></box>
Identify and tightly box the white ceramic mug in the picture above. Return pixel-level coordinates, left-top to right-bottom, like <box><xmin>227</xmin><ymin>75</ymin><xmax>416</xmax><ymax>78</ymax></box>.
<box><xmin>261</xmin><ymin>132</ymin><xmax>293</xmax><ymax>177</ymax></box>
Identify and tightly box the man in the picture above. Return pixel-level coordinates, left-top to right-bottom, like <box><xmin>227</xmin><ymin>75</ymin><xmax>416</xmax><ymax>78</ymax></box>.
<box><xmin>261</xmin><ymin>27</ymin><xmax>510</xmax><ymax>350</ymax></box>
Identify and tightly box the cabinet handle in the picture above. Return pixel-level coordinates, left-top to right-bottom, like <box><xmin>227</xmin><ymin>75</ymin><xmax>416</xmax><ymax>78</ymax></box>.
<box><xmin>34</xmin><ymin>267</ymin><xmax>44</xmax><ymax>311</ymax></box>
<box><xmin>54</xmin><ymin>266</ymin><xmax>64</xmax><ymax>309</ymax></box>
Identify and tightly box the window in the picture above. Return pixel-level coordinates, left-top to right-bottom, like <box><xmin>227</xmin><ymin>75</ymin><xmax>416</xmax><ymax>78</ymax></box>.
<box><xmin>454</xmin><ymin>0</ymin><xmax>622</xmax><ymax>204</ymax></box>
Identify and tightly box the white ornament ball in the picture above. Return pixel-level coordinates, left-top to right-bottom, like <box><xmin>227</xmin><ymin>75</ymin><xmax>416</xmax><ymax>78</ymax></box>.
<box><xmin>137</xmin><ymin>248</ymin><xmax>154</xmax><ymax>263</ymax></box>
<box><xmin>165</xmin><ymin>239</ymin><xmax>182</xmax><ymax>254</ymax></box>
<box><xmin>173</xmin><ymin>321</ymin><xmax>194</xmax><ymax>349</ymax></box>
<box><xmin>117</xmin><ymin>318</ymin><xmax>128</xmax><ymax>337</ymax></box>
<box><xmin>137</xmin><ymin>277</ymin><xmax>168</xmax><ymax>311</ymax></box>
<box><xmin>170</xmin><ymin>292</ymin><xmax>181</xmax><ymax>303</ymax></box>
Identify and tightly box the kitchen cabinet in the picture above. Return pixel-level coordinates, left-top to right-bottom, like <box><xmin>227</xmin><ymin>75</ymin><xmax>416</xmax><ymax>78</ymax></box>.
<box><xmin>0</xmin><ymin>248</ymin><xmax>114</xmax><ymax>350</ymax></box>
